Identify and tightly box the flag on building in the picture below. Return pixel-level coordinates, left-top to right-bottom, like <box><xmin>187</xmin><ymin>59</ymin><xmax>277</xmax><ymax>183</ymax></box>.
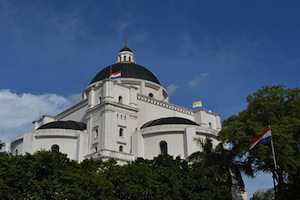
<box><xmin>192</xmin><ymin>101</ymin><xmax>202</xmax><ymax>108</ymax></box>
<box><xmin>109</xmin><ymin>71</ymin><xmax>121</xmax><ymax>79</ymax></box>
<box><xmin>249</xmin><ymin>128</ymin><xmax>272</xmax><ymax>150</ymax></box>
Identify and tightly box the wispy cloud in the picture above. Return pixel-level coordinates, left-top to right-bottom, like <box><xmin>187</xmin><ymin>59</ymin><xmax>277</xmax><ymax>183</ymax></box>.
<box><xmin>188</xmin><ymin>72</ymin><xmax>210</xmax><ymax>87</ymax></box>
<box><xmin>0</xmin><ymin>90</ymin><xmax>77</xmax><ymax>144</ymax></box>
<box><xmin>166</xmin><ymin>84</ymin><xmax>178</xmax><ymax>95</ymax></box>
<box><xmin>48</xmin><ymin>9</ymin><xmax>91</xmax><ymax>40</ymax></box>
<box><xmin>67</xmin><ymin>93</ymin><xmax>82</xmax><ymax>104</ymax></box>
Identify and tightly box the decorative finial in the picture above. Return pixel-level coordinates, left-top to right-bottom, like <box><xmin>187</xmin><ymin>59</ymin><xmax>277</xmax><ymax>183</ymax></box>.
<box><xmin>125</xmin><ymin>32</ymin><xmax>128</xmax><ymax>47</ymax></box>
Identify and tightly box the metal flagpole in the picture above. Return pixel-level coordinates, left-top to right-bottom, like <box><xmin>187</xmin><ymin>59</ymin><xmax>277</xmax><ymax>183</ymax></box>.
<box><xmin>269</xmin><ymin>126</ymin><xmax>278</xmax><ymax>172</ymax></box>
<box><xmin>270</xmin><ymin>139</ymin><xmax>278</xmax><ymax>171</ymax></box>
<box><xmin>109</xmin><ymin>65</ymin><xmax>112</xmax><ymax>78</ymax></box>
<box><xmin>269</xmin><ymin>126</ymin><xmax>278</xmax><ymax>197</ymax></box>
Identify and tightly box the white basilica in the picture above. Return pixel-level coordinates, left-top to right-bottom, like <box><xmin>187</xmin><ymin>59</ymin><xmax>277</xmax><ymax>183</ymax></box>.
<box><xmin>8</xmin><ymin>44</ymin><xmax>221</xmax><ymax>162</ymax></box>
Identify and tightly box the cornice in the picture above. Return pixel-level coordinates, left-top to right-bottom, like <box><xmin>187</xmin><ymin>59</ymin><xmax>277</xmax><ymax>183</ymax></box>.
<box><xmin>137</xmin><ymin>94</ymin><xmax>193</xmax><ymax>115</ymax></box>
<box><xmin>86</xmin><ymin>100</ymin><xmax>139</xmax><ymax>114</ymax></box>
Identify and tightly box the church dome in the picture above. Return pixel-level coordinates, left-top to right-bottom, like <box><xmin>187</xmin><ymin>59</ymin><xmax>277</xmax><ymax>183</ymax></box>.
<box><xmin>38</xmin><ymin>120</ymin><xmax>87</xmax><ymax>131</ymax></box>
<box><xmin>90</xmin><ymin>43</ymin><xmax>160</xmax><ymax>85</ymax></box>
<box><xmin>90</xmin><ymin>62</ymin><xmax>161</xmax><ymax>85</ymax></box>
<box><xmin>141</xmin><ymin>117</ymin><xmax>199</xmax><ymax>129</ymax></box>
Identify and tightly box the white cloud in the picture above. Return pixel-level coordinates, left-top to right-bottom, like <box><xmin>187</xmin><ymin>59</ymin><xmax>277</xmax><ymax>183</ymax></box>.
<box><xmin>166</xmin><ymin>84</ymin><xmax>178</xmax><ymax>95</ymax></box>
<box><xmin>188</xmin><ymin>72</ymin><xmax>210</xmax><ymax>87</ymax></box>
<box><xmin>0</xmin><ymin>89</ymin><xmax>74</xmax><ymax>144</ymax></box>
<box><xmin>67</xmin><ymin>93</ymin><xmax>83</xmax><ymax>105</ymax></box>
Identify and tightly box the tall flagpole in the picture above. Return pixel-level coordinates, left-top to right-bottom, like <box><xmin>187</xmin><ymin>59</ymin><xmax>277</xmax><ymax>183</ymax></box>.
<box><xmin>269</xmin><ymin>125</ymin><xmax>278</xmax><ymax>198</ymax></box>
<box><xmin>270</xmin><ymin>139</ymin><xmax>278</xmax><ymax>171</ymax></box>
<box><xmin>269</xmin><ymin>126</ymin><xmax>278</xmax><ymax>171</ymax></box>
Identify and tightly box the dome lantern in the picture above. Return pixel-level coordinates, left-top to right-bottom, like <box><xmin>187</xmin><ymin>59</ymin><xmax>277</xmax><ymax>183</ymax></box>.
<box><xmin>117</xmin><ymin>38</ymin><xmax>135</xmax><ymax>63</ymax></box>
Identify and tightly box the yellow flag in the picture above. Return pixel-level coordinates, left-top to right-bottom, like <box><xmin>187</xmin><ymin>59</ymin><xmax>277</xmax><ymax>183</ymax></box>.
<box><xmin>193</xmin><ymin>101</ymin><xmax>202</xmax><ymax>108</ymax></box>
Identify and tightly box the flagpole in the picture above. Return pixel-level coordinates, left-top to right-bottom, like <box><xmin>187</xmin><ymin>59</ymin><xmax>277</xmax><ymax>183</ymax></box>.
<box><xmin>109</xmin><ymin>65</ymin><xmax>112</xmax><ymax>79</ymax></box>
<box><xmin>269</xmin><ymin>126</ymin><xmax>278</xmax><ymax>171</ymax></box>
<box><xmin>269</xmin><ymin>126</ymin><xmax>279</xmax><ymax>198</ymax></box>
<box><xmin>270</xmin><ymin>139</ymin><xmax>277</xmax><ymax>170</ymax></box>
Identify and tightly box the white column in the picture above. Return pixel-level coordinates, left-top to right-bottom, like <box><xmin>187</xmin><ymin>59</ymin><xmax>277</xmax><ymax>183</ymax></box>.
<box><xmin>183</xmin><ymin>127</ymin><xmax>197</xmax><ymax>159</ymax></box>
<box><xmin>129</xmin><ymin>87</ymin><xmax>137</xmax><ymax>108</ymax></box>
<box><xmin>216</xmin><ymin>114</ymin><xmax>222</xmax><ymax>131</ymax></box>
<box><xmin>132</xmin><ymin>131</ymin><xmax>144</xmax><ymax>158</ymax></box>
<box><xmin>103</xmin><ymin>80</ymin><xmax>113</xmax><ymax>101</ymax></box>
<box><xmin>22</xmin><ymin>132</ymin><xmax>33</xmax><ymax>155</ymax></box>
<box><xmin>77</xmin><ymin>131</ymin><xmax>88</xmax><ymax>162</ymax></box>
<box><xmin>88</xmin><ymin>87</ymin><xmax>95</xmax><ymax>108</ymax></box>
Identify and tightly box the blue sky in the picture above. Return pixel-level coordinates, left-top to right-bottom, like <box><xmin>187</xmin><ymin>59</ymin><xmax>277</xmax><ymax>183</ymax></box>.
<box><xmin>1</xmin><ymin>0</ymin><xmax>299</xmax><ymax>198</ymax></box>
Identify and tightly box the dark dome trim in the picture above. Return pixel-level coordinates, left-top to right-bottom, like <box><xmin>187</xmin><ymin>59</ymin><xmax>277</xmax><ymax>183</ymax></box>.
<box><xmin>141</xmin><ymin>117</ymin><xmax>199</xmax><ymax>129</ymax></box>
<box><xmin>90</xmin><ymin>63</ymin><xmax>161</xmax><ymax>85</ymax></box>
<box><xmin>38</xmin><ymin>121</ymin><xmax>87</xmax><ymax>131</ymax></box>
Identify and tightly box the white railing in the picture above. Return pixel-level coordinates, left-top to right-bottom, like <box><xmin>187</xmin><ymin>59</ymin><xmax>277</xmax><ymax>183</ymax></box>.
<box><xmin>86</xmin><ymin>149</ymin><xmax>134</xmax><ymax>162</ymax></box>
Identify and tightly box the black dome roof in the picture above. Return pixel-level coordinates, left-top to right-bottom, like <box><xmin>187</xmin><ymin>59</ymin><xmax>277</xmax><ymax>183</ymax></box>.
<box><xmin>90</xmin><ymin>62</ymin><xmax>161</xmax><ymax>85</ymax></box>
<box><xmin>141</xmin><ymin>117</ymin><xmax>199</xmax><ymax>129</ymax></box>
<box><xmin>38</xmin><ymin>120</ymin><xmax>86</xmax><ymax>131</ymax></box>
<box><xmin>119</xmin><ymin>46</ymin><xmax>132</xmax><ymax>52</ymax></box>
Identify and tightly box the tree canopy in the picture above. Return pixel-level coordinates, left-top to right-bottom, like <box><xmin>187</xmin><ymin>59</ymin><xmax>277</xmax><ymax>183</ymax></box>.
<box><xmin>0</xmin><ymin>150</ymin><xmax>233</xmax><ymax>200</ymax></box>
<box><xmin>250</xmin><ymin>188</ymin><xmax>274</xmax><ymax>200</ymax></box>
<box><xmin>218</xmin><ymin>85</ymin><xmax>300</xmax><ymax>199</ymax></box>
<box><xmin>0</xmin><ymin>140</ymin><xmax>4</xmax><ymax>150</ymax></box>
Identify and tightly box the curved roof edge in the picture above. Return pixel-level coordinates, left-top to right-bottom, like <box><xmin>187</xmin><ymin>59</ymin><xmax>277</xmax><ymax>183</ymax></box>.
<box><xmin>90</xmin><ymin>62</ymin><xmax>161</xmax><ymax>85</ymax></box>
<box><xmin>141</xmin><ymin>117</ymin><xmax>199</xmax><ymax>129</ymax></box>
<box><xmin>38</xmin><ymin>120</ymin><xmax>87</xmax><ymax>131</ymax></box>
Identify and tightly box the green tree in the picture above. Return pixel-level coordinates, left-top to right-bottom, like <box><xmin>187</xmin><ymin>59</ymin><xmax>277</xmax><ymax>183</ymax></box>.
<box><xmin>218</xmin><ymin>85</ymin><xmax>300</xmax><ymax>199</ymax></box>
<box><xmin>0</xmin><ymin>140</ymin><xmax>4</xmax><ymax>150</ymax></box>
<box><xmin>0</xmin><ymin>150</ymin><xmax>114</xmax><ymax>199</ymax></box>
<box><xmin>250</xmin><ymin>188</ymin><xmax>275</xmax><ymax>200</ymax></box>
<box><xmin>189</xmin><ymin>138</ymin><xmax>252</xmax><ymax>200</ymax></box>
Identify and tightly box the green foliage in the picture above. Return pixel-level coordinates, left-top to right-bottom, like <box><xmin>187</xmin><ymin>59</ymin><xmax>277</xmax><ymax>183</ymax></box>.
<box><xmin>189</xmin><ymin>138</ymin><xmax>250</xmax><ymax>199</ymax></box>
<box><xmin>0</xmin><ymin>150</ymin><xmax>233</xmax><ymax>199</ymax></box>
<box><xmin>0</xmin><ymin>140</ymin><xmax>4</xmax><ymax>150</ymax></box>
<box><xmin>218</xmin><ymin>85</ymin><xmax>300</xmax><ymax>199</ymax></box>
<box><xmin>250</xmin><ymin>188</ymin><xmax>275</xmax><ymax>200</ymax></box>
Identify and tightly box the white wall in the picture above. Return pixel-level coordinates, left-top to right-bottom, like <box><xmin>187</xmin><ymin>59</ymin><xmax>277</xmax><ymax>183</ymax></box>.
<box><xmin>9</xmin><ymin>129</ymin><xmax>88</xmax><ymax>161</ymax></box>
<box><xmin>58</xmin><ymin>104</ymin><xmax>88</xmax><ymax>123</ymax></box>
<box><xmin>35</xmin><ymin>137</ymin><xmax>78</xmax><ymax>160</ymax></box>
<box><xmin>10</xmin><ymin>138</ymin><xmax>23</xmax><ymax>155</ymax></box>
<box><xmin>194</xmin><ymin>109</ymin><xmax>221</xmax><ymax>130</ymax></box>
<box><xmin>137</xmin><ymin>99</ymin><xmax>194</xmax><ymax>130</ymax></box>
<box><xmin>143</xmin><ymin>131</ymin><xmax>184</xmax><ymax>159</ymax></box>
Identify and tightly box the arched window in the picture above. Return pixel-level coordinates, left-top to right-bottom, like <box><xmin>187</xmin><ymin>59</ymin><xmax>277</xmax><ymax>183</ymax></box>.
<box><xmin>123</xmin><ymin>56</ymin><xmax>126</xmax><ymax>61</ymax></box>
<box><xmin>119</xmin><ymin>145</ymin><xmax>123</xmax><ymax>152</ymax></box>
<box><xmin>129</xmin><ymin>56</ymin><xmax>131</xmax><ymax>62</ymax></box>
<box><xmin>95</xmin><ymin>128</ymin><xmax>98</xmax><ymax>139</ymax></box>
<box><xmin>95</xmin><ymin>146</ymin><xmax>98</xmax><ymax>152</ymax></box>
<box><xmin>118</xmin><ymin>96</ymin><xmax>123</xmax><ymax>104</ymax></box>
<box><xmin>15</xmin><ymin>149</ymin><xmax>18</xmax><ymax>155</ymax></box>
<box><xmin>149</xmin><ymin>93</ymin><xmax>154</xmax><ymax>98</ymax></box>
<box><xmin>119</xmin><ymin>56</ymin><xmax>121</xmax><ymax>62</ymax></box>
<box><xmin>209</xmin><ymin>122</ymin><xmax>212</xmax><ymax>129</ymax></box>
<box><xmin>160</xmin><ymin>141</ymin><xmax>168</xmax><ymax>155</ymax></box>
<box><xmin>119</xmin><ymin>128</ymin><xmax>124</xmax><ymax>137</ymax></box>
<box><xmin>51</xmin><ymin>144</ymin><xmax>60</xmax><ymax>152</ymax></box>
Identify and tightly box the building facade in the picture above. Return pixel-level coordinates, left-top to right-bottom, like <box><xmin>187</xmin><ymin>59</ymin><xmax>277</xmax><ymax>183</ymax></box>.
<box><xmin>8</xmin><ymin>45</ymin><xmax>221</xmax><ymax>163</ymax></box>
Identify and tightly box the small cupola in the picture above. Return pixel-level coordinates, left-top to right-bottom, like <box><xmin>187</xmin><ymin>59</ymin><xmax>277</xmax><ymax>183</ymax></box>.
<box><xmin>117</xmin><ymin>39</ymin><xmax>135</xmax><ymax>63</ymax></box>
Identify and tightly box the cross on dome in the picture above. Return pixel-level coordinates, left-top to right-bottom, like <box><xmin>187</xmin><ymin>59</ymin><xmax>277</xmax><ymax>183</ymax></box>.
<box><xmin>117</xmin><ymin>38</ymin><xmax>135</xmax><ymax>63</ymax></box>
